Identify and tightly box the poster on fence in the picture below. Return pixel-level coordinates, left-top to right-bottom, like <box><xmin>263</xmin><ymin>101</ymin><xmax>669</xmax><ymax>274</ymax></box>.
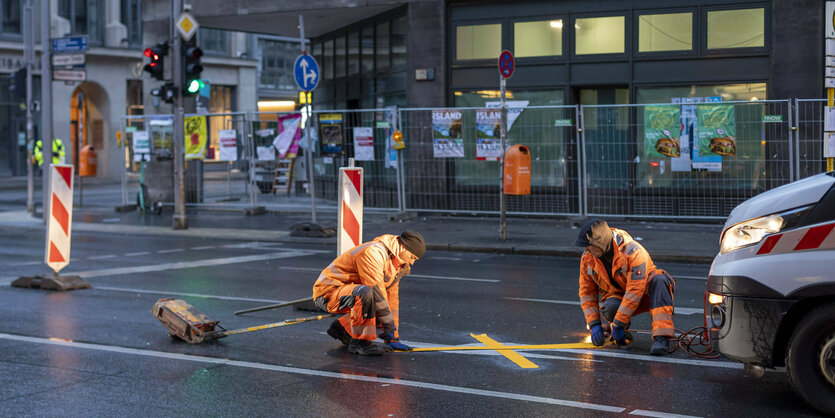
<box><xmin>644</xmin><ymin>106</ymin><xmax>681</xmax><ymax>158</ymax></box>
<box><xmin>275</xmin><ymin>113</ymin><xmax>302</xmax><ymax>159</ymax></box>
<box><xmin>354</xmin><ymin>127</ymin><xmax>374</xmax><ymax>161</ymax></box>
<box><xmin>485</xmin><ymin>100</ymin><xmax>529</xmax><ymax>131</ymax></box>
<box><xmin>476</xmin><ymin>109</ymin><xmax>502</xmax><ymax>161</ymax></box>
<box><xmin>432</xmin><ymin>109</ymin><xmax>464</xmax><ymax>158</ymax></box>
<box><xmin>133</xmin><ymin>131</ymin><xmax>150</xmax><ymax>162</ymax></box>
<box><xmin>218</xmin><ymin>129</ymin><xmax>237</xmax><ymax>161</ymax></box>
<box><xmin>383</xmin><ymin>106</ymin><xmax>398</xmax><ymax>168</ymax></box>
<box><xmin>184</xmin><ymin>116</ymin><xmax>207</xmax><ymax>159</ymax></box>
<box><xmin>318</xmin><ymin>113</ymin><xmax>344</xmax><ymax>156</ymax></box>
<box><xmin>697</xmin><ymin>104</ymin><xmax>736</xmax><ymax>157</ymax></box>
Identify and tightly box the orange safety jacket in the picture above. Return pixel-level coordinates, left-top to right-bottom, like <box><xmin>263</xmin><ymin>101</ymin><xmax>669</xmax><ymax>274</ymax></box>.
<box><xmin>578</xmin><ymin>228</ymin><xmax>663</xmax><ymax>329</ymax></box>
<box><xmin>312</xmin><ymin>234</ymin><xmax>408</xmax><ymax>338</ymax></box>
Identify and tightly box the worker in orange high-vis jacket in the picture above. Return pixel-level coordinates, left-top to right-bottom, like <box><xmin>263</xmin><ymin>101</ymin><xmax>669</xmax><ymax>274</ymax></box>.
<box><xmin>575</xmin><ymin>219</ymin><xmax>676</xmax><ymax>356</ymax></box>
<box><xmin>313</xmin><ymin>230</ymin><xmax>425</xmax><ymax>356</ymax></box>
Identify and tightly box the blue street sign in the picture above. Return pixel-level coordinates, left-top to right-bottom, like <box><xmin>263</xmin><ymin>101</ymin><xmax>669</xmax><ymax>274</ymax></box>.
<box><xmin>294</xmin><ymin>54</ymin><xmax>320</xmax><ymax>92</ymax></box>
<box><xmin>52</xmin><ymin>36</ymin><xmax>88</xmax><ymax>53</ymax></box>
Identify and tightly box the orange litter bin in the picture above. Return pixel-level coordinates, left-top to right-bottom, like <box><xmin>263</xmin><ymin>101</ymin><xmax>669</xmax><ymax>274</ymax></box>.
<box><xmin>79</xmin><ymin>145</ymin><xmax>97</xmax><ymax>177</ymax></box>
<box><xmin>503</xmin><ymin>145</ymin><xmax>530</xmax><ymax>195</ymax></box>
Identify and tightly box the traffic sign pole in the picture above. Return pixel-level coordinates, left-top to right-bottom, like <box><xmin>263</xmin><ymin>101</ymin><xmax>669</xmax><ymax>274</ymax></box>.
<box><xmin>172</xmin><ymin>0</ymin><xmax>187</xmax><ymax>230</ymax></box>
<box><xmin>298</xmin><ymin>15</ymin><xmax>318</xmax><ymax>223</ymax></box>
<box><xmin>497</xmin><ymin>50</ymin><xmax>514</xmax><ymax>241</ymax></box>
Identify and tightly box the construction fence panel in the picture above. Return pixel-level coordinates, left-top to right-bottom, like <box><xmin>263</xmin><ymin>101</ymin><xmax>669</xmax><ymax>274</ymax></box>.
<box><xmin>582</xmin><ymin>100</ymin><xmax>794</xmax><ymax>220</ymax></box>
<box><xmin>400</xmin><ymin>106</ymin><xmax>582</xmax><ymax>215</ymax></box>
<box><xmin>795</xmin><ymin>99</ymin><xmax>828</xmax><ymax>180</ymax></box>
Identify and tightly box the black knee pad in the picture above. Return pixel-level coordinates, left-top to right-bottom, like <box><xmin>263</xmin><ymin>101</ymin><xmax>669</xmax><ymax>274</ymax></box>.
<box><xmin>351</xmin><ymin>285</ymin><xmax>374</xmax><ymax>318</ymax></box>
<box><xmin>601</xmin><ymin>298</ymin><xmax>621</xmax><ymax>322</ymax></box>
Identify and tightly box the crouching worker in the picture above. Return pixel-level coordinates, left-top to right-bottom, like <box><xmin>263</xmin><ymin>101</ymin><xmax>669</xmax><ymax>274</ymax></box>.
<box><xmin>313</xmin><ymin>231</ymin><xmax>425</xmax><ymax>356</ymax></box>
<box><xmin>575</xmin><ymin>219</ymin><xmax>676</xmax><ymax>356</ymax></box>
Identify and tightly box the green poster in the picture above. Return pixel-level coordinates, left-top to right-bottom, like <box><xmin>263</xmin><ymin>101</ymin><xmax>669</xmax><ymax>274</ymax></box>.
<box><xmin>697</xmin><ymin>104</ymin><xmax>736</xmax><ymax>156</ymax></box>
<box><xmin>644</xmin><ymin>106</ymin><xmax>681</xmax><ymax>158</ymax></box>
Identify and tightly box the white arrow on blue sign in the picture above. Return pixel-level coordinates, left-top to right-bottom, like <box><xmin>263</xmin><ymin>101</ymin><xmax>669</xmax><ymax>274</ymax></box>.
<box><xmin>294</xmin><ymin>54</ymin><xmax>320</xmax><ymax>92</ymax></box>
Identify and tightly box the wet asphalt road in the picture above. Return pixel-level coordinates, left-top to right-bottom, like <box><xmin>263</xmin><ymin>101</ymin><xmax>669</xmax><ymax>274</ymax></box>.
<box><xmin>0</xmin><ymin>227</ymin><xmax>822</xmax><ymax>417</ymax></box>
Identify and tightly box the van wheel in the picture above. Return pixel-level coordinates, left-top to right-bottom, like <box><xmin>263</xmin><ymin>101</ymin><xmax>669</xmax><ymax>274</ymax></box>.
<box><xmin>785</xmin><ymin>303</ymin><xmax>835</xmax><ymax>414</ymax></box>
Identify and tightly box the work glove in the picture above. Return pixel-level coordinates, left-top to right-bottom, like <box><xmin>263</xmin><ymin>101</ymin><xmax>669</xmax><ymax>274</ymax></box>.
<box><xmin>380</xmin><ymin>332</ymin><xmax>413</xmax><ymax>352</ymax></box>
<box><xmin>589</xmin><ymin>324</ymin><xmax>606</xmax><ymax>347</ymax></box>
<box><xmin>611</xmin><ymin>325</ymin><xmax>628</xmax><ymax>346</ymax></box>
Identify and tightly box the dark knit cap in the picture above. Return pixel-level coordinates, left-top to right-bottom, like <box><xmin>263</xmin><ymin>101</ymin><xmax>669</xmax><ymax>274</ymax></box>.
<box><xmin>399</xmin><ymin>230</ymin><xmax>426</xmax><ymax>258</ymax></box>
<box><xmin>575</xmin><ymin>219</ymin><xmax>613</xmax><ymax>253</ymax></box>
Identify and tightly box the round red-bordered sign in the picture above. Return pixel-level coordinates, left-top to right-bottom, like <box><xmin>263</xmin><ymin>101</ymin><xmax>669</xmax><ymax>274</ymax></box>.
<box><xmin>498</xmin><ymin>50</ymin><xmax>515</xmax><ymax>79</ymax></box>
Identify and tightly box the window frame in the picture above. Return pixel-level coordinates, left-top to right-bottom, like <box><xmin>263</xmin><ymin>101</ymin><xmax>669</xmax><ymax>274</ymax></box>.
<box><xmin>633</xmin><ymin>8</ymin><xmax>697</xmax><ymax>58</ymax></box>
<box><xmin>510</xmin><ymin>15</ymin><xmax>567</xmax><ymax>63</ymax></box>
<box><xmin>701</xmin><ymin>4</ymin><xmax>769</xmax><ymax>56</ymax></box>
<box><xmin>451</xmin><ymin>19</ymin><xmax>505</xmax><ymax>64</ymax></box>
<box><xmin>0</xmin><ymin>0</ymin><xmax>23</xmax><ymax>39</ymax></box>
<box><xmin>120</xmin><ymin>0</ymin><xmax>142</xmax><ymax>48</ymax></box>
<box><xmin>199</xmin><ymin>28</ymin><xmax>230</xmax><ymax>56</ymax></box>
<box><xmin>58</xmin><ymin>0</ymin><xmax>105</xmax><ymax>45</ymax></box>
<box><xmin>570</xmin><ymin>11</ymin><xmax>629</xmax><ymax>61</ymax></box>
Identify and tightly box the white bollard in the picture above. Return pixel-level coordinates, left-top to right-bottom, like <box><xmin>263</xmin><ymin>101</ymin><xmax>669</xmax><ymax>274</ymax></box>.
<box><xmin>45</xmin><ymin>164</ymin><xmax>74</xmax><ymax>274</ymax></box>
<box><xmin>337</xmin><ymin>166</ymin><xmax>363</xmax><ymax>255</ymax></box>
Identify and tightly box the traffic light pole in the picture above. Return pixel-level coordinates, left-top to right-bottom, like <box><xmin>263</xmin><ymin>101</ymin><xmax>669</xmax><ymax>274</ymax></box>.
<box><xmin>172</xmin><ymin>0</ymin><xmax>187</xmax><ymax>229</ymax></box>
<box><xmin>24</xmin><ymin>0</ymin><xmax>34</xmax><ymax>214</ymax></box>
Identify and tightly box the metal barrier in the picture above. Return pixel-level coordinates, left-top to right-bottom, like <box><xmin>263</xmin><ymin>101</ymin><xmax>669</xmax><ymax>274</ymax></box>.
<box><xmin>117</xmin><ymin>99</ymin><xmax>827</xmax><ymax>221</ymax></box>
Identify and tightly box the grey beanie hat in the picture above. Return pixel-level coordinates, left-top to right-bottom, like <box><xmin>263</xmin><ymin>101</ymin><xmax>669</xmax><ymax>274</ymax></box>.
<box><xmin>399</xmin><ymin>230</ymin><xmax>426</xmax><ymax>258</ymax></box>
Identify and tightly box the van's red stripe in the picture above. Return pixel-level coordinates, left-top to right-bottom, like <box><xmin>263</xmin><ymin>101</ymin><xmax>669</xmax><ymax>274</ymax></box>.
<box><xmin>757</xmin><ymin>234</ymin><xmax>782</xmax><ymax>254</ymax></box>
<box><xmin>794</xmin><ymin>223</ymin><xmax>835</xmax><ymax>251</ymax></box>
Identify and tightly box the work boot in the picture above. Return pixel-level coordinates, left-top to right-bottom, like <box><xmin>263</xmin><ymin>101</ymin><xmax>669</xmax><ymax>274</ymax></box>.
<box><xmin>326</xmin><ymin>320</ymin><xmax>351</xmax><ymax>346</ymax></box>
<box><xmin>650</xmin><ymin>336</ymin><xmax>671</xmax><ymax>356</ymax></box>
<box><xmin>347</xmin><ymin>339</ymin><xmax>384</xmax><ymax>356</ymax></box>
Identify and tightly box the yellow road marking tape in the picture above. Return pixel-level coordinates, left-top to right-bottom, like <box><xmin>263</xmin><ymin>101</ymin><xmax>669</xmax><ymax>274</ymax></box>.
<box><xmin>470</xmin><ymin>333</ymin><xmax>540</xmax><ymax>369</ymax></box>
<box><xmin>409</xmin><ymin>341</ymin><xmax>602</xmax><ymax>352</ymax></box>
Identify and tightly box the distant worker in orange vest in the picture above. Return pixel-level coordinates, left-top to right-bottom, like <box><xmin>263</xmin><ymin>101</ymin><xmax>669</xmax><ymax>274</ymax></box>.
<box><xmin>575</xmin><ymin>219</ymin><xmax>676</xmax><ymax>355</ymax></box>
<box><xmin>313</xmin><ymin>231</ymin><xmax>425</xmax><ymax>356</ymax></box>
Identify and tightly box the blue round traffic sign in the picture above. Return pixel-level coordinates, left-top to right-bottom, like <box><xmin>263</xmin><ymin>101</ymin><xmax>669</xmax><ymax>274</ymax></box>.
<box><xmin>498</xmin><ymin>50</ymin><xmax>514</xmax><ymax>79</ymax></box>
<box><xmin>294</xmin><ymin>54</ymin><xmax>320</xmax><ymax>92</ymax></box>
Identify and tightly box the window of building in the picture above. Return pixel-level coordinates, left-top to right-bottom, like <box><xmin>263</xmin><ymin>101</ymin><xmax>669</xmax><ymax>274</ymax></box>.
<box><xmin>707</xmin><ymin>8</ymin><xmax>764</xmax><ymax>49</ymax></box>
<box><xmin>120</xmin><ymin>0</ymin><xmax>141</xmax><ymax>47</ymax></box>
<box><xmin>1</xmin><ymin>0</ymin><xmax>21</xmax><ymax>35</ymax></box>
<box><xmin>391</xmin><ymin>14</ymin><xmax>407</xmax><ymax>70</ymax></box>
<box><xmin>514</xmin><ymin>20</ymin><xmax>562</xmax><ymax>57</ymax></box>
<box><xmin>361</xmin><ymin>24</ymin><xmax>374</xmax><ymax>74</ymax></box>
<box><xmin>635</xmin><ymin>83</ymin><xmax>766</xmax><ymax>104</ymax></box>
<box><xmin>638</xmin><ymin>12</ymin><xmax>692</xmax><ymax>52</ymax></box>
<box><xmin>376</xmin><ymin>21</ymin><xmax>390</xmax><ymax>72</ymax></box>
<box><xmin>456</xmin><ymin>23</ymin><xmax>501</xmax><ymax>60</ymax></box>
<box><xmin>258</xmin><ymin>38</ymin><xmax>297</xmax><ymax>91</ymax></box>
<box><xmin>58</xmin><ymin>0</ymin><xmax>103</xmax><ymax>42</ymax></box>
<box><xmin>200</xmin><ymin>28</ymin><xmax>229</xmax><ymax>55</ymax></box>
<box><xmin>348</xmin><ymin>30</ymin><xmax>360</xmax><ymax>76</ymax></box>
<box><xmin>323</xmin><ymin>39</ymin><xmax>333</xmax><ymax>80</ymax></box>
<box><xmin>208</xmin><ymin>85</ymin><xmax>235</xmax><ymax>161</ymax></box>
<box><xmin>574</xmin><ymin>16</ymin><xmax>625</xmax><ymax>55</ymax></box>
<box><xmin>335</xmin><ymin>35</ymin><xmax>346</xmax><ymax>78</ymax></box>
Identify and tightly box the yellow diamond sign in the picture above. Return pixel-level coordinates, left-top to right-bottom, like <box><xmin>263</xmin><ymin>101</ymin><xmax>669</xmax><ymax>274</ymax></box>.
<box><xmin>176</xmin><ymin>12</ymin><xmax>199</xmax><ymax>41</ymax></box>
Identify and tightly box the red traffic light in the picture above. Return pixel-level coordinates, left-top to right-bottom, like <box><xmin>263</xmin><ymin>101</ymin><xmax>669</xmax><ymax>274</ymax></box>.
<box><xmin>144</xmin><ymin>48</ymin><xmax>152</xmax><ymax>58</ymax></box>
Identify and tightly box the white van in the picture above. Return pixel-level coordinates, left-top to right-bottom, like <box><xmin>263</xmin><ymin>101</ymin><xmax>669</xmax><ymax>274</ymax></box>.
<box><xmin>707</xmin><ymin>171</ymin><xmax>835</xmax><ymax>414</ymax></box>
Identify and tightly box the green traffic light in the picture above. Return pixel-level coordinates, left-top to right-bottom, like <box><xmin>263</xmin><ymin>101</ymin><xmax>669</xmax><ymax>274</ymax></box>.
<box><xmin>186</xmin><ymin>79</ymin><xmax>204</xmax><ymax>93</ymax></box>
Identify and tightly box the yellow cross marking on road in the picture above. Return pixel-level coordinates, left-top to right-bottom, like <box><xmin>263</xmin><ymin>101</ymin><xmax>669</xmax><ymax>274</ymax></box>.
<box><xmin>469</xmin><ymin>333</ymin><xmax>540</xmax><ymax>369</ymax></box>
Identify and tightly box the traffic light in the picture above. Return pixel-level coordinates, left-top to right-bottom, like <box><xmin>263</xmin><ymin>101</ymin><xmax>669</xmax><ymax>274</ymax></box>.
<box><xmin>143</xmin><ymin>43</ymin><xmax>168</xmax><ymax>80</ymax></box>
<box><xmin>182</xmin><ymin>42</ymin><xmax>204</xmax><ymax>96</ymax></box>
<box><xmin>151</xmin><ymin>83</ymin><xmax>177</xmax><ymax>104</ymax></box>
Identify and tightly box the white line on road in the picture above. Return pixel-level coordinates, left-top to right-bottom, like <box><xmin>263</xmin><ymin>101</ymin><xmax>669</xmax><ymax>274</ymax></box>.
<box><xmin>190</xmin><ymin>246</ymin><xmax>216</xmax><ymax>250</ymax></box>
<box><xmin>124</xmin><ymin>252</ymin><xmax>151</xmax><ymax>257</ymax></box>
<box><xmin>504</xmin><ymin>297</ymin><xmax>703</xmax><ymax>315</ymax></box>
<box><xmin>157</xmin><ymin>248</ymin><xmax>185</xmax><ymax>253</ymax></box>
<box><xmin>8</xmin><ymin>260</ymin><xmax>44</xmax><ymax>266</ymax></box>
<box><xmin>278</xmin><ymin>266</ymin><xmax>500</xmax><ymax>283</ymax></box>
<box><xmin>429</xmin><ymin>256</ymin><xmax>463</xmax><ymax>261</ymax></box>
<box><xmin>673</xmin><ymin>275</ymin><xmax>707</xmax><ymax>281</ymax></box>
<box><xmin>93</xmin><ymin>286</ymin><xmax>286</xmax><ymax>304</ymax></box>
<box><xmin>0</xmin><ymin>332</ymin><xmax>626</xmax><ymax>414</ymax></box>
<box><xmin>630</xmin><ymin>410</ymin><xmax>702</xmax><ymax>418</ymax></box>
<box><xmin>88</xmin><ymin>255</ymin><xmax>117</xmax><ymax>260</ymax></box>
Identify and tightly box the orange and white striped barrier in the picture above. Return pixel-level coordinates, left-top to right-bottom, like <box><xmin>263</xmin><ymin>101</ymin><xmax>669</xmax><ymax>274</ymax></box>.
<box><xmin>337</xmin><ymin>164</ymin><xmax>363</xmax><ymax>255</ymax></box>
<box><xmin>45</xmin><ymin>164</ymin><xmax>74</xmax><ymax>274</ymax></box>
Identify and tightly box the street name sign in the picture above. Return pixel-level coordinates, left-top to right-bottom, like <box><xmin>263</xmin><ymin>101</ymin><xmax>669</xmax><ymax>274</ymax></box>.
<box><xmin>52</xmin><ymin>53</ymin><xmax>85</xmax><ymax>67</ymax></box>
<box><xmin>52</xmin><ymin>36</ymin><xmax>88</xmax><ymax>52</ymax></box>
<box><xmin>53</xmin><ymin>69</ymin><xmax>86</xmax><ymax>82</ymax></box>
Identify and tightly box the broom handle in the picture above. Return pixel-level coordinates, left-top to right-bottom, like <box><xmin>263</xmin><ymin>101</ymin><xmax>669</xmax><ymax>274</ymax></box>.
<box><xmin>218</xmin><ymin>313</ymin><xmax>336</xmax><ymax>337</ymax></box>
<box><xmin>234</xmin><ymin>296</ymin><xmax>315</xmax><ymax>315</ymax></box>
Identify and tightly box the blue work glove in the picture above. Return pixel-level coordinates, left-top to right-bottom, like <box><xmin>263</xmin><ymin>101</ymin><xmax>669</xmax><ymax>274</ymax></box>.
<box><xmin>611</xmin><ymin>325</ymin><xmax>628</xmax><ymax>346</ymax></box>
<box><xmin>589</xmin><ymin>324</ymin><xmax>606</xmax><ymax>347</ymax></box>
<box><xmin>380</xmin><ymin>332</ymin><xmax>413</xmax><ymax>352</ymax></box>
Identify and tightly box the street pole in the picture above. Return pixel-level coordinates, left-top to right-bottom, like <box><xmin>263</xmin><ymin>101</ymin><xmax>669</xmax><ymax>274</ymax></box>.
<box><xmin>299</xmin><ymin>15</ymin><xmax>317</xmax><ymax>223</ymax></box>
<box><xmin>499</xmin><ymin>76</ymin><xmax>507</xmax><ymax>240</ymax></box>
<box><xmin>24</xmin><ymin>0</ymin><xmax>35</xmax><ymax>214</ymax></box>
<box><xmin>40</xmin><ymin>0</ymin><xmax>52</xmax><ymax>223</ymax></box>
<box><xmin>829</xmin><ymin>88</ymin><xmax>834</xmax><ymax>172</ymax></box>
<box><xmin>172</xmin><ymin>0</ymin><xmax>187</xmax><ymax>229</ymax></box>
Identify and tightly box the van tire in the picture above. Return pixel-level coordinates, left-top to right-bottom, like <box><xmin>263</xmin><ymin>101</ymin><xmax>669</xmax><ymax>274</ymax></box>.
<box><xmin>785</xmin><ymin>302</ymin><xmax>835</xmax><ymax>415</ymax></box>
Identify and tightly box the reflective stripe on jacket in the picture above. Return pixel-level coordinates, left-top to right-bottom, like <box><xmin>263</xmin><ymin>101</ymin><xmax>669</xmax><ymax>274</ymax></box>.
<box><xmin>312</xmin><ymin>234</ymin><xmax>406</xmax><ymax>338</ymax></box>
<box><xmin>578</xmin><ymin>228</ymin><xmax>662</xmax><ymax>329</ymax></box>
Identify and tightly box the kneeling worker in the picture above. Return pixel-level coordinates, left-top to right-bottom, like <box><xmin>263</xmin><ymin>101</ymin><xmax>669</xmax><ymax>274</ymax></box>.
<box><xmin>575</xmin><ymin>219</ymin><xmax>676</xmax><ymax>355</ymax></box>
<box><xmin>313</xmin><ymin>231</ymin><xmax>425</xmax><ymax>356</ymax></box>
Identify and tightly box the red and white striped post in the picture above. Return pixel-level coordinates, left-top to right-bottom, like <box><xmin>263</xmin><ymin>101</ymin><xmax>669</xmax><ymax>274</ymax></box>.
<box><xmin>45</xmin><ymin>164</ymin><xmax>74</xmax><ymax>273</ymax></box>
<box><xmin>337</xmin><ymin>160</ymin><xmax>363</xmax><ymax>255</ymax></box>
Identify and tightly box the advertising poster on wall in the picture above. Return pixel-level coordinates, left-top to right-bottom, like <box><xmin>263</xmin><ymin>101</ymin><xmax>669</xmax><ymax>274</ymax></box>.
<box><xmin>697</xmin><ymin>104</ymin><xmax>736</xmax><ymax>157</ymax></box>
<box><xmin>133</xmin><ymin>131</ymin><xmax>150</xmax><ymax>162</ymax></box>
<box><xmin>353</xmin><ymin>127</ymin><xmax>374</xmax><ymax>161</ymax></box>
<box><xmin>644</xmin><ymin>106</ymin><xmax>682</xmax><ymax>158</ymax></box>
<box><xmin>475</xmin><ymin>109</ymin><xmax>502</xmax><ymax>161</ymax></box>
<box><xmin>432</xmin><ymin>109</ymin><xmax>464</xmax><ymax>158</ymax></box>
<box><xmin>318</xmin><ymin>113</ymin><xmax>344</xmax><ymax>155</ymax></box>
<box><xmin>274</xmin><ymin>113</ymin><xmax>302</xmax><ymax>159</ymax></box>
<box><xmin>218</xmin><ymin>129</ymin><xmax>237</xmax><ymax>161</ymax></box>
<box><xmin>184</xmin><ymin>116</ymin><xmax>207</xmax><ymax>159</ymax></box>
